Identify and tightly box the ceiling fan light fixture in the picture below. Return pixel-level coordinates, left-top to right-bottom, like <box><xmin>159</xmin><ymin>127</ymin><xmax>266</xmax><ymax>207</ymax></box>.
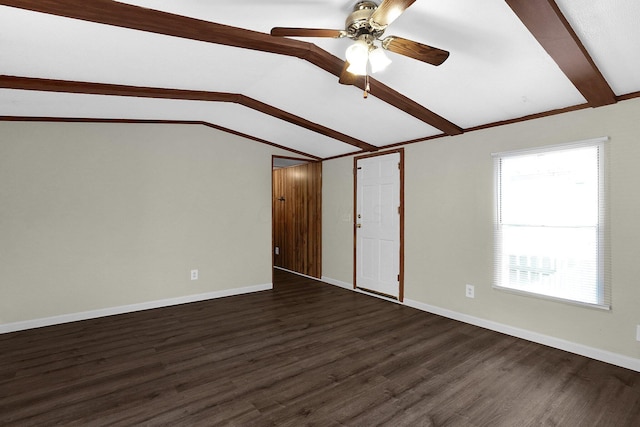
<box><xmin>346</xmin><ymin>59</ymin><xmax>368</xmax><ymax>76</ymax></box>
<box><xmin>345</xmin><ymin>39</ymin><xmax>369</xmax><ymax>75</ymax></box>
<box><xmin>368</xmin><ymin>46</ymin><xmax>391</xmax><ymax>73</ymax></box>
<box><xmin>271</xmin><ymin>0</ymin><xmax>451</xmax><ymax>82</ymax></box>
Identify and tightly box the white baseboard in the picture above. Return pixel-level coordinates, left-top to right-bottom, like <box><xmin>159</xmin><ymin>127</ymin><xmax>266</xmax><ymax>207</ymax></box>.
<box><xmin>321</xmin><ymin>276</ymin><xmax>640</xmax><ymax>373</ymax></box>
<box><xmin>0</xmin><ymin>283</ymin><xmax>273</xmax><ymax>334</ymax></box>
<box><xmin>404</xmin><ymin>298</ymin><xmax>640</xmax><ymax>373</ymax></box>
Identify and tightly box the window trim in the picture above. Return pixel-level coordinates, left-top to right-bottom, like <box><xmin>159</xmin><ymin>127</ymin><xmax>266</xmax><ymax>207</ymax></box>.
<box><xmin>492</xmin><ymin>137</ymin><xmax>610</xmax><ymax>310</ymax></box>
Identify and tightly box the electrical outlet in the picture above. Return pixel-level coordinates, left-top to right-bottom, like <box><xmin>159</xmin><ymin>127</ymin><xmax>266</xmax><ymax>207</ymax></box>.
<box><xmin>636</xmin><ymin>325</ymin><xmax>640</xmax><ymax>342</ymax></box>
<box><xmin>275</xmin><ymin>246</ymin><xmax>279</xmax><ymax>255</ymax></box>
<box><xmin>190</xmin><ymin>269</ymin><xmax>198</xmax><ymax>281</ymax></box>
<box><xmin>465</xmin><ymin>284</ymin><xmax>475</xmax><ymax>299</ymax></box>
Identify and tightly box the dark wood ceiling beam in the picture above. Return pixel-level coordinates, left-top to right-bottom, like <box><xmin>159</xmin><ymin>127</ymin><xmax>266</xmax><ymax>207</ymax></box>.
<box><xmin>369</xmin><ymin>80</ymin><xmax>462</xmax><ymax>135</ymax></box>
<box><xmin>505</xmin><ymin>0</ymin><xmax>616</xmax><ymax>107</ymax></box>
<box><xmin>238</xmin><ymin>96</ymin><xmax>376</xmax><ymax>151</ymax></box>
<box><xmin>0</xmin><ymin>0</ymin><xmax>463</xmax><ymax>136</ymax></box>
<box><xmin>304</xmin><ymin>45</ymin><xmax>345</xmax><ymax>76</ymax></box>
<box><xmin>0</xmin><ymin>0</ymin><xmax>310</xmax><ymax>58</ymax></box>
<box><xmin>0</xmin><ymin>75</ymin><xmax>376</xmax><ymax>151</ymax></box>
<box><xmin>0</xmin><ymin>75</ymin><xmax>240</xmax><ymax>102</ymax></box>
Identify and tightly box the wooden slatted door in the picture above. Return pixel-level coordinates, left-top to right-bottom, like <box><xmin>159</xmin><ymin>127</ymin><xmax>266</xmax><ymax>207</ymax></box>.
<box><xmin>272</xmin><ymin>160</ymin><xmax>322</xmax><ymax>278</ymax></box>
<box><xmin>355</xmin><ymin>151</ymin><xmax>403</xmax><ymax>300</ymax></box>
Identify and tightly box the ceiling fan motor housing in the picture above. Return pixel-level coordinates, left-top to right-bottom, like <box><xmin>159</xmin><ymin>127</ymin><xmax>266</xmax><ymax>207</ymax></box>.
<box><xmin>346</xmin><ymin>1</ymin><xmax>384</xmax><ymax>39</ymax></box>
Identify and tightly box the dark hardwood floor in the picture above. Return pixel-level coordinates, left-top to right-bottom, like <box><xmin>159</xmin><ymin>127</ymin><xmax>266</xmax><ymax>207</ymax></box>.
<box><xmin>1</xmin><ymin>269</ymin><xmax>639</xmax><ymax>426</ymax></box>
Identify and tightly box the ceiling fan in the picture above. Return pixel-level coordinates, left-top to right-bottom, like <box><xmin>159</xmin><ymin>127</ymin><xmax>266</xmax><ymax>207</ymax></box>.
<box><xmin>270</xmin><ymin>0</ymin><xmax>449</xmax><ymax>84</ymax></box>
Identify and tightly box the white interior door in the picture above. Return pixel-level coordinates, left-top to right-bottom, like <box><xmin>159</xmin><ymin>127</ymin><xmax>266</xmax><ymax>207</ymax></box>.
<box><xmin>355</xmin><ymin>152</ymin><xmax>401</xmax><ymax>299</ymax></box>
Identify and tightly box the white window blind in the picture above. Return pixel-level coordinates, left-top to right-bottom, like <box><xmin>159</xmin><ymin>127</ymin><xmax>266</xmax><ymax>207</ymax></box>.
<box><xmin>493</xmin><ymin>138</ymin><xmax>610</xmax><ymax>309</ymax></box>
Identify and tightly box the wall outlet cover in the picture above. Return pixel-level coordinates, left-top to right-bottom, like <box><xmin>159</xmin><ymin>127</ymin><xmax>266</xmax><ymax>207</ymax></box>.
<box><xmin>190</xmin><ymin>269</ymin><xmax>198</xmax><ymax>280</ymax></box>
<box><xmin>465</xmin><ymin>284</ymin><xmax>475</xmax><ymax>299</ymax></box>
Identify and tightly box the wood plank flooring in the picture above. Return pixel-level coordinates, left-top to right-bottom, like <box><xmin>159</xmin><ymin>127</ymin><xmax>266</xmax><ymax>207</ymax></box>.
<box><xmin>1</xmin><ymin>269</ymin><xmax>639</xmax><ymax>426</ymax></box>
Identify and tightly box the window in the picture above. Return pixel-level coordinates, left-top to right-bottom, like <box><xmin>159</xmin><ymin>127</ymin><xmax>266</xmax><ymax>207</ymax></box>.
<box><xmin>493</xmin><ymin>138</ymin><xmax>609</xmax><ymax>309</ymax></box>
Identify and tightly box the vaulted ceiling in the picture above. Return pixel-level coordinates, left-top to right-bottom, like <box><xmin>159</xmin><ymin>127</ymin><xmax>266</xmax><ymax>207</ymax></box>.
<box><xmin>1</xmin><ymin>0</ymin><xmax>639</xmax><ymax>160</ymax></box>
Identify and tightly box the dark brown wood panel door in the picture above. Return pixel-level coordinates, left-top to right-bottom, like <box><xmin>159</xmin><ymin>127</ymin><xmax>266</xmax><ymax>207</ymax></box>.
<box><xmin>272</xmin><ymin>161</ymin><xmax>322</xmax><ymax>278</ymax></box>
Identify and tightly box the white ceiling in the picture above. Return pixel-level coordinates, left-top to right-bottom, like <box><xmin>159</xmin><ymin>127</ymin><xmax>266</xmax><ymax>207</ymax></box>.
<box><xmin>1</xmin><ymin>0</ymin><xmax>639</xmax><ymax>159</ymax></box>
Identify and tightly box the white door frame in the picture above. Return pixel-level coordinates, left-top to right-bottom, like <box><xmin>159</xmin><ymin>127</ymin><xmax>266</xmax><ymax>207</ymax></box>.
<box><xmin>353</xmin><ymin>148</ymin><xmax>404</xmax><ymax>301</ymax></box>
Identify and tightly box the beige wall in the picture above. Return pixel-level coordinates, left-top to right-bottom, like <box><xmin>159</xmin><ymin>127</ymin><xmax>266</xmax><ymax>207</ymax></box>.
<box><xmin>3</xmin><ymin>99</ymin><xmax>639</xmax><ymax>361</ymax></box>
<box><xmin>0</xmin><ymin>122</ymin><xmax>292</xmax><ymax>324</ymax></box>
<box><xmin>323</xmin><ymin>97</ymin><xmax>640</xmax><ymax>360</ymax></box>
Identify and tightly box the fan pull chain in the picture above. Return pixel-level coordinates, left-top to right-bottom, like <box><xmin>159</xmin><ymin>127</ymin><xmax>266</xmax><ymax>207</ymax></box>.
<box><xmin>364</xmin><ymin>74</ymin><xmax>370</xmax><ymax>99</ymax></box>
